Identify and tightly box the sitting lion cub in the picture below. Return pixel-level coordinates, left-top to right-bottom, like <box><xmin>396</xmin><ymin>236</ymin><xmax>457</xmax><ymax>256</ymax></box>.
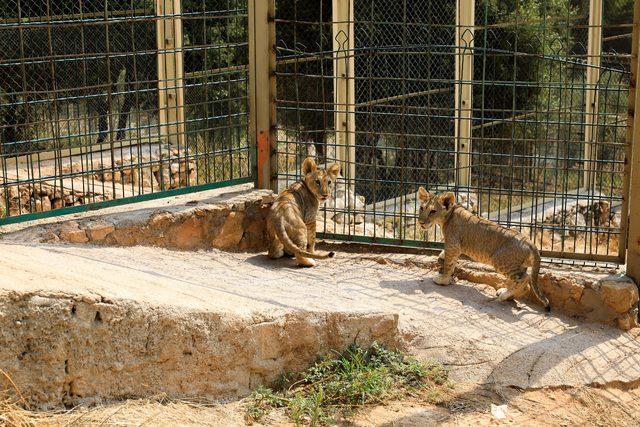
<box><xmin>417</xmin><ymin>187</ymin><xmax>550</xmax><ymax>309</ymax></box>
<box><xmin>267</xmin><ymin>157</ymin><xmax>340</xmax><ymax>267</ymax></box>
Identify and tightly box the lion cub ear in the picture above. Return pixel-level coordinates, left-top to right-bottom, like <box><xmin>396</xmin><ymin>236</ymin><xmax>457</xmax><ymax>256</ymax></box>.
<box><xmin>327</xmin><ymin>163</ymin><xmax>341</xmax><ymax>178</ymax></box>
<box><xmin>418</xmin><ymin>186</ymin><xmax>430</xmax><ymax>202</ymax></box>
<box><xmin>438</xmin><ymin>192</ymin><xmax>455</xmax><ymax>210</ymax></box>
<box><xmin>301</xmin><ymin>157</ymin><xmax>317</xmax><ymax>175</ymax></box>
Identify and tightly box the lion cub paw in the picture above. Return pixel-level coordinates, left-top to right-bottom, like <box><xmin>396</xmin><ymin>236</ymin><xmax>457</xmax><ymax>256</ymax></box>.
<box><xmin>496</xmin><ymin>287</ymin><xmax>514</xmax><ymax>301</ymax></box>
<box><xmin>297</xmin><ymin>257</ymin><xmax>317</xmax><ymax>268</ymax></box>
<box><xmin>433</xmin><ymin>273</ymin><xmax>453</xmax><ymax>286</ymax></box>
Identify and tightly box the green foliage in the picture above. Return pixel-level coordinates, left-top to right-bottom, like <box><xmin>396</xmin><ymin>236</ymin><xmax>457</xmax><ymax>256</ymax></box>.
<box><xmin>244</xmin><ymin>342</ymin><xmax>448</xmax><ymax>426</ymax></box>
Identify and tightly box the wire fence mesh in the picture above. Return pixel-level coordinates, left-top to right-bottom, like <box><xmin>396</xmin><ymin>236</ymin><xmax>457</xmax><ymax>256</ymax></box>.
<box><xmin>274</xmin><ymin>0</ymin><xmax>632</xmax><ymax>263</ymax></box>
<box><xmin>0</xmin><ymin>0</ymin><xmax>250</xmax><ymax>223</ymax></box>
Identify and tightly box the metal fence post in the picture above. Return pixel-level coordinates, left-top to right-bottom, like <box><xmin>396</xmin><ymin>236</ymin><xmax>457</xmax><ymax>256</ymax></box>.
<box><xmin>248</xmin><ymin>0</ymin><xmax>276</xmax><ymax>190</ymax></box>
<box><xmin>583</xmin><ymin>0</ymin><xmax>603</xmax><ymax>192</ymax></box>
<box><xmin>156</xmin><ymin>0</ymin><xmax>186</xmax><ymax>149</ymax></box>
<box><xmin>332</xmin><ymin>0</ymin><xmax>356</xmax><ymax>188</ymax></box>
<box><xmin>626</xmin><ymin>0</ymin><xmax>640</xmax><ymax>280</ymax></box>
<box><xmin>454</xmin><ymin>0</ymin><xmax>474</xmax><ymax>189</ymax></box>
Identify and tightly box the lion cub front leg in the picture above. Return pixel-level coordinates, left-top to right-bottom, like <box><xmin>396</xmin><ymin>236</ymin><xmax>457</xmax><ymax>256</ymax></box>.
<box><xmin>433</xmin><ymin>244</ymin><xmax>459</xmax><ymax>286</ymax></box>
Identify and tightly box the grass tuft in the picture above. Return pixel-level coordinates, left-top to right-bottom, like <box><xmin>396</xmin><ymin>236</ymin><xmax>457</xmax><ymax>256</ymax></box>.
<box><xmin>244</xmin><ymin>342</ymin><xmax>448</xmax><ymax>425</ymax></box>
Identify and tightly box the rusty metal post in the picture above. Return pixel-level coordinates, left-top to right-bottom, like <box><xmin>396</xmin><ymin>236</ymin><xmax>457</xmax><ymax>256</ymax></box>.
<box><xmin>248</xmin><ymin>0</ymin><xmax>276</xmax><ymax>190</ymax></box>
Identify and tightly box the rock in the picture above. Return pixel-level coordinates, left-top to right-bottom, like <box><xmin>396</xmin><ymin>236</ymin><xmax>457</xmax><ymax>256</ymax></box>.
<box><xmin>212</xmin><ymin>211</ymin><xmax>245</xmax><ymax>250</ymax></box>
<box><xmin>85</xmin><ymin>221</ymin><xmax>116</xmax><ymax>242</ymax></box>
<box><xmin>59</xmin><ymin>222</ymin><xmax>89</xmax><ymax>244</ymax></box>
<box><xmin>167</xmin><ymin>216</ymin><xmax>206</xmax><ymax>250</ymax></box>
<box><xmin>40</xmin><ymin>231</ymin><xmax>60</xmax><ymax>243</ymax></box>
<box><xmin>33</xmin><ymin>196</ymin><xmax>51</xmax><ymax>212</ymax></box>
<box><xmin>51</xmin><ymin>198</ymin><xmax>64</xmax><ymax>210</ymax></box>
<box><xmin>458</xmin><ymin>192</ymin><xmax>478</xmax><ymax>214</ymax></box>
<box><xmin>537</xmin><ymin>273</ymin><xmax>585</xmax><ymax>313</ymax></box>
<box><xmin>148</xmin><ymin>211</ymin><xmax>174</xmax><ymax>228</ymax></box>
<box><xmin>111</xmin><ymin>224</ymin><xmax>140</xmax><ymax>246</ymax></box>
<box><xmin>598</xmin><ymin>274</ymin><xmax>639</xmax><ymax>314</ymax></box>
<box><xmin>0</xmin><ymin>291</ymin><xmax>398</xmax><ymax>409</ymax></box>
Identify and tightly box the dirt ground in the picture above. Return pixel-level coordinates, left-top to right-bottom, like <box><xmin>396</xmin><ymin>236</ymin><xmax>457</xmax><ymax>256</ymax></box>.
<box><xmin>3</xmin><ymin>382</ymin><xmax>639</xmax><ymax>426</ymax></box>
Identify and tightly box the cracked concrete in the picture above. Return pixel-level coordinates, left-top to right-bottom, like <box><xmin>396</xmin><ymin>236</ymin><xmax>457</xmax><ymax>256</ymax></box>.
<box><xmin>0</xmin><ymin>241</ymin><xmax>639</xmax><ymax>409</ymax></box>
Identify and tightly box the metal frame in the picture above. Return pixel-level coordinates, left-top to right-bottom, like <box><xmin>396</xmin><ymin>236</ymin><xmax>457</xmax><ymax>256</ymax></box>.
<box><xmin>454</xmin><ymin>0</ymin><xmax>474</xmax><ymax>189</ymax></box>
<box><xmin>625</xmin><ymin>0</ymin><xmax>640</xmax><ymax>281</ymax></box>
<box><xmin>248</xmin><ymin>0</ymin><xmax>277</xmax><ymax>190</ymax></box>
<box><xmin>2</xmin><ymin>0</ymin><xmax>640</xmax><ymax>273</ymax></box>
<box><xmin>332</xmin><ymin>0</ymin><xmax>356</xmax><ymax>188</ymax></box>
<box><xmin>272</xmin><ymin>0</ymin><xmax>632</xmax><ymax>265</ymax></box>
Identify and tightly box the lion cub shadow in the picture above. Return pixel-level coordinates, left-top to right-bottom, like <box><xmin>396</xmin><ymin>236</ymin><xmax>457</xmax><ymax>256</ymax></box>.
<box><xmin>244</xmin><ymin>252</ymin><xmax>314</xmax><ymax>270</ymax></box>
<box><xmin>380</xmin><ymin>268</ymin><xmax>524</xmax><ymax>305</ymax></box>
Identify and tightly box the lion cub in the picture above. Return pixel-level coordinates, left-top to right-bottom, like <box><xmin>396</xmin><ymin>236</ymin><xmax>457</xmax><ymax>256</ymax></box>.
<box><xmin>267</xmin><ymin>157</ymin><xmax>340</xmax><ymax>267</ymax></box>
<box><xmin>417</xmin><ymin>187</ymin><xmax>550</xmax><ymax>309</ymax></box>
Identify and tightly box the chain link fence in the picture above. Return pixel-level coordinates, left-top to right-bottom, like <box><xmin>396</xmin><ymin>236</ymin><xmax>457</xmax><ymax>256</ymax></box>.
<box><xmin>0</xmin><ymin>0</ymin><xmax>250</xmax><ymax>223</ymax></box>
<box><xmin>274</xmin><ymin>0</ymin><xmax>632</xmax><ymax>263</ymax></box>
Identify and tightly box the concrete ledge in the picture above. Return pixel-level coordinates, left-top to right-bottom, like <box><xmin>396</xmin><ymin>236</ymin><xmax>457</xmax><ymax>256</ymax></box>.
<box><xmin>0</xmin><ymin>290</ymin><xmax>398</xmax><ymax>409</ymax></box>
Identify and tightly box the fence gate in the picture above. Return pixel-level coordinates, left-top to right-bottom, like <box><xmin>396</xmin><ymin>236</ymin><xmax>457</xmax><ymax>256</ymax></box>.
<box><xmin>271</xmin><ymin>0</ymin><xmax>635</xmax><ymax>264</ymax></box>
<box><xmin>0</xmin><ymin>0</ymin><xmax>251</xmax><ymax>225</ymax></box>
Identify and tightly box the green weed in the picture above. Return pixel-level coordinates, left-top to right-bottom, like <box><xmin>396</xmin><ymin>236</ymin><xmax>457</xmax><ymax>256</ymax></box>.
<box><xmin>244</xmin><ymin>342</ymin><xmax>448</xmax><ymax>426</ymax></box>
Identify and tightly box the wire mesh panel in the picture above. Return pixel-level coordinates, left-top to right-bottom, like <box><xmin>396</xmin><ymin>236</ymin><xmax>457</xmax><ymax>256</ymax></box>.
<box><xmin>0</xmin><ymin>0</ymin><xmax>250</xmax><ymax>224</ymax></box>
<box><xmin>468</xmin><ymin>0</ymin><xmax>630</xmax><ymax>261</ymax></box>
<box><xmin>274</xmin><ymin>0</ymin><xmax>633</xmax><ymax>262</ymax></box>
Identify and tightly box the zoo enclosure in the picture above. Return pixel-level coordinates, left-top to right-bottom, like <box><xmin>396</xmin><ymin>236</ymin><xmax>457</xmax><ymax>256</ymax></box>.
<box><xmin>260</xmin><ymin>0</ymin><xmax>640</xmax><ymax>270</ymax></box>
<box><xmin>2</xmin><ymin>0</ymin><xmax>640</xmax><ymax>274</ymax></box>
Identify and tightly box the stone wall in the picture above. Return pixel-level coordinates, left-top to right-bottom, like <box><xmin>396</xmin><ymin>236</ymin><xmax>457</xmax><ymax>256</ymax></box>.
<box><xmin>441</xmin><ymin>258</ymin><xmax>639</xmax><ymax>331</ymax></box>
<box><xmin>0</xmin><ymin>290</ymin><xmax>398</xmax><ymax>409</ymax></box>
<box><xmin>31</xmin><ymin>191</ymin><xmax>274</xmax><ymax>252</ymax></box>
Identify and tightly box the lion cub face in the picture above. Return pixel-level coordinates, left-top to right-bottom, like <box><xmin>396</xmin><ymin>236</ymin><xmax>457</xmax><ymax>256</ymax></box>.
<box><xmin>417</xmin><ymin>187</ymin><xmax>455</xmax><ymax>229</ymax></box>
<box><xmin>301</xmin><ymin>157</ymin><xmax>341</xmax><ymax>202</ymax></box>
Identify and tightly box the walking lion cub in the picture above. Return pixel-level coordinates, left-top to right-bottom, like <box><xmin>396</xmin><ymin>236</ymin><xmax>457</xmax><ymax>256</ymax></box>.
<box><xmin>417</xmin><ymin>187</ymin><xmax>550</xmax><ymax>309</ymax></box>
<box><xmin>266</xmin><ymin>157</ymin><xmax>340</xmax><ymax>267</ymax></box>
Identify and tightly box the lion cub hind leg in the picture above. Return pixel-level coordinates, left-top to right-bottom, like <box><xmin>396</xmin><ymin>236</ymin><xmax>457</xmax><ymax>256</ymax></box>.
<box><xmin>496</xmin><ymin>269</ymin><xmax>530</xmax><ymax>302</ymax></box>
<box><xmin>268</xmin><ymin>238</ymin><xmax>285</xmax><ymax>259</ymax></box>
<box><xmin>491</xmin><ymin>247</ymin><xmax>530</xmax><ymax>302</ymax></box>
<box><xmin>290</xmin><ymin>227</ymin><xmax>316</xmax><ymax>267</ymax></box>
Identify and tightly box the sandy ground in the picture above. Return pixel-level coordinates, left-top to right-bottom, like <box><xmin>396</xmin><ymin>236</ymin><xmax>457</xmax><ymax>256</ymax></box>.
<box><xmin>3</xmin><ymin>379</ymin><xmax>639</xmax><ymax>426</ymax></box>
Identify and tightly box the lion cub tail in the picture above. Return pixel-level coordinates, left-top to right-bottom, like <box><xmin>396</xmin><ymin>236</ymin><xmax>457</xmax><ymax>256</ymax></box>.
<box><xmin>529</xmin><ymin>250</ymin><xmax>550</xmax><ymax>311</ymax></box>
<box><xmin>275</xmin><ymin>219</ymin><xmax>335</xmax><ymax>260</ymax></box>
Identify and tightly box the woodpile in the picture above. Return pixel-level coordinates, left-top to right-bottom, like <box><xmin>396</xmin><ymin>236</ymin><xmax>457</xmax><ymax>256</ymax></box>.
<box><xmin>0</xmin><ymin>183</ymin><xmax>108</xmax><ymax>216</ymax></box>
<box><xmin>92</xmin><ymin>148</ymin><xmax>197</xmax><ymax>190</ymax></box>
<box><xmin>1</xmin><ymin>146</ymin><xmax>197</xmax><ymax>216</ymax></box>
